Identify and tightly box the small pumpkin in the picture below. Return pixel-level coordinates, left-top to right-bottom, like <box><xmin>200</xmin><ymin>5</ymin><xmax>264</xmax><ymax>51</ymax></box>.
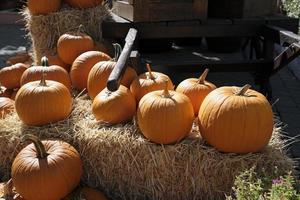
<box><xmin>27</xmin><ymin>0</ymin><xmax>61</xmax><ymax>15</ymax></box>
<box><xmin>0</xmin><ymin>63</ymin><xmax>28</xmax><ymax>89</ymax></box>
<box><xmin>45</xmin><ymin>50</ymin><xmax>70</xmax><ymax>72</ymax></box>
<box><xmin>0</xmin><ymin>97</ymin><xmax>14</xmax><ymax>119</ymax></box>
<box><xmin>0</xmin><ymin>84</ymin><xmax>12</xmax><ymax>98</ymax></box>
<box><xmin>176</xmin><ymin>69</ymin><xmax>216</xmax><ymax>116</ymax></box>
<box><xmin>6</xmin><ymin>53</ymin><xmax>31</xmax><ymax>66</ymax></box>
<box><xmin>57</xmin><ymin>26</ymin><xmax>94</xmax><ymax>65</ymax></box>
<box><xmin>137</xmin><ymin>81</ymin><xmax>194</xmax><ymax>144</ymax></box>
<box><xmin>92</xmin><ymin>85</ymin><xmax>136</xmax><ymax>125</ymax></box>
<box><xmin>65</xmin><ymin>0</ymin><xmax>102</xmax><ymax>9</ymax></box>
<box><xmin>198</xmin><ymin>85</ymin><xmax>274</xmax><ymax>153</ymax></box>
<box><xmin>20</xmin><ymin>57</ymin><xmax>72</xmax><ymax>90</ymax></box>
<box><xmin>88</xmin><ymin>61</ymin><xmax>137</xmax><ymax>100</ymax></box>
<box><xmin>130</xmin><ymin>64</ymin><xmax>174</xmax><ymax>102</ymax></box>
<box><xmin>70</xmin><ymin>51</ymin><xmax>111</xmax><ymax>91</ymax></box>
<box><xmin>64</xmin><ymin>187</ymin><xmax>108</xmax><ymax>200</ymax></box>
<box><xmin>15</xmin><ymin>73</ymin><xmax>72</xmax><ymax>126</ymax></box>
<box><xmin>12</xmin><ymin>135</ymin><xmax>82</xmax><ymax>200</ymax></box>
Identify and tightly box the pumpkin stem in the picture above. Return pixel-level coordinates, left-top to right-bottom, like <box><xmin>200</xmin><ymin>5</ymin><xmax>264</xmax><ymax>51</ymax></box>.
<box><xmin>41</xmin><ymin>56</ymin><xmax>49</xmax><ymax>67</ymax></box>
<box><xmin>112</xmin><ymin>43</ymin><xmax>123</xmax><ymax>61</ymax></box>
<box><xmin>146</xmin><ymin>63</ymin><xmax>155</xmax><ymax>80</ymax></box>
<box><xmin>77</xmin><ymin>24</ymin><xmax>85</xmax><ymax>34</ymax></box>
<box><xmin>39</xmin><ymin>72</ymin><xmax>47</xmax><ymax>86</ymax></box>
<box><xmin>162</xmin><ymin>80</ymin><xmax>171</xmax><ymax>98</ymax></box>
<box><xmin>236</xmin><ymin>84</ymin><xmax>252</xmax><ymax>96</ymax></box>
<box><xmin>198</xmin><ymin>68</ymin><xmax>209</xmax><ymax>84</ymax></box>
<box><xmin>22</xmin><ymin>135</ymin><xmax>48</xmax><ymax>159</ymax></box>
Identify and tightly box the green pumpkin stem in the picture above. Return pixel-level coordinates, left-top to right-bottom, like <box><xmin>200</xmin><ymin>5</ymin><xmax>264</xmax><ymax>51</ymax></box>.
<box><xmin>162</xmin><ymin>80</ymin><xmax>171</xmax><ymax>98</ymax></box>
<box><xmin>146</xmin><ymin>63</ymin><xmax>155</xmax><ymax>80</ymax></box>
<box><xmin>236</xmin><ymin>84</ymin><xmax>252</xmax><ymax>96</ymax></box>
<box><xmin>23</xmin><ymin>135</ymin><xmax>48</xmax><ymax>159</ymax></box>
<box><xmin>198</xmin><ymin>68</ymin><xmax>209</xmax><ymax>84</ymax></box>
<box><xmin>112</xmin><ymin>43</ymin><xmax>123</xmax><ymax>61</ymax></box>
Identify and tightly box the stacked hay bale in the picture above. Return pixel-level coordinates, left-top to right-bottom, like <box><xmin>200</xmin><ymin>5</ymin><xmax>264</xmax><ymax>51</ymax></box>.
<box><xmin>21</xmin><ymin>3</ymin><xmax>110</xmax><ymax>64</ymax></box>
<box><xmin>0</xmin><ymin>96</ymin><xmax>295</xmax><ymax>200</ymax></box>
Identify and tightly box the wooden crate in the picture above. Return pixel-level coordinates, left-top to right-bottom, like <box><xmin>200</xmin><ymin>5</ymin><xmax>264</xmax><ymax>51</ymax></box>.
<box><xmin>208</xmin><ymin>0</ymin><xmax>278</xmax><ymax>18</ymax></box>
<box><xmin>113</xmin><ymin>0</ymin><xmax>207</xmax><ymax>22</ymax></box>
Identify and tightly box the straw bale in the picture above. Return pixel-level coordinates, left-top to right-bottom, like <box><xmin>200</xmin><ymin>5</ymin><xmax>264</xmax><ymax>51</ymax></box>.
<box><xmin>0</xmin><ymin>96</ymin><xmax>295</xmax><ymax>200</ymax></box>
<box><xmin>21</xmin><ymin>4</ymin><xmax>110</xmax><ymax>64</ymax></box>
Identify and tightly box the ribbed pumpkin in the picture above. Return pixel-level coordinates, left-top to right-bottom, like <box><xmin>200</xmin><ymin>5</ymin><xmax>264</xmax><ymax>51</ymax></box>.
<box><xmin>65</xmin><ymin>0</ymin><xmax>102</xmax><ymax>9</ymax></box>
<box><xmin>12</xmin><ymin>135</ymin><xmax>82</xmax><ymax>200</ymax></box>
<box><xmin>0</xmin><ymin>63</ymin><xmax>27</xmax><ymax>89</ymax></box>
<box><xmin>137</xmin><ymin>81</ymin><xmax>194</xmax><ymax>144</ymax></box>
<box><xmin>92</xmin><ymin>85</ymin><xmax>136</xmax><ymax>125</ymax></box>
<box><xmin>70</xmin><ymin>51</ymin><xmax>111</xmax><ymax>91</ymax></box>
<box><xmin>57</xmin><ymin>27</ymin><xmax>94</xmax><ymax>64</ymax></box>
<box><xmin>27</xmin><ymin>0</ymin><xmax>61</xmax><ymax>15</ymax></box>
<box><xmin>15</xmin><ymin>73</ymin><xmax>72</xmax><ymax>126</ymax></box>
<box><xmin>176</xmin><ymin>69</ymin><xmax>216</xmax><ymax>116</ymax></box>
<box><xmin>130</xmin><ymin>64</ymin><xmax>174</xmax><ymax>102</ymax></box>
<box><xmin>198</xmin><ymin>85</ymin><xmax>274</xmax><ymax>154</ymax></box>
<box><xmin>0</xmin><ymin>84</ymin><xmax>12</xmax><ymax>98</ymax></box>
<box><xmin>20</xmin><ymin>57</ymin><xmax>72</xmax><ymax>90</ymax></box>
<box><xmin>0</xmin><ymin>97</ymin><xmax>14</xmax><ymax>119</ymax></box>
<box><xmin>88</xmin><ymin>61</ymin><xmax>137</xmax><ymax>99</ymax></box>
<box><xmin>45</xmin><ymin>50</ymin><xmax>70</xmax><ymax>72</ymax></box>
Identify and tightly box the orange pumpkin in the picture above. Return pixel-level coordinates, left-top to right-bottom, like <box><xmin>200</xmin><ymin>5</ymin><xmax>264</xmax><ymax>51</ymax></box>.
<box><xmin>12</xmin><ymin>135</ymin><xmax>82</xmax><ymax>200</ymax></box>
<box><xmin>27</xmin><ymin>0</ymin><xmax>61</xmax><ymax>15</ymax></box>
<box><xmin>65</xmin><ymin>0</ymin><xmax>102</xmax><ymax>9</ymax></box>
<box><xmin>198</xmin><ymin>85</ymin><xmax>274</xmax><ymax>153</ymax></box>
<box><xmin>15</xmin><ymin>73</ymin><xmax>72</xmax><ymax>126</ymax></box>
<box><xmin>87</xmin><ymin>61</ymin><xmax>137</xmax><ymax>100</ymax></box>
<box><xmin>176</xmin><ymin>69</ymin><xmax>216</xmax><ymax>116</ymax></box>
<box><xmin>92</xmin><ymin>85</ymin><xmax>136</xmax><ymax>125</ymax></box>
<box><xmin>0</xmin><ymin>63</ymin><xmax>27</xmax><ymax>89</ymax></box>
<box><xmin>45</xmin><ymin>50</ymin><xmax>70</xmax><ymax>72</ymax></box>
<box><xmin>6</xmin><ymin>53</ymin><xmax>31</xmax><ymax>66</ymax></box>
<box><xmin>0</xmin><ymin>84</ymin><xmax>12</xmax><ymax>98</ymax></box>
<box><xmin>0</xmin><ymin>97</ymin><xmax>14</xmax><ymax>119</ymax></box>
<box><xmin>130</xmin><ymin>64</ymin><xmax>174</xmax><ymax>102</ymax></box>
<box><xmin>70</xmin><ymin>51</ymin><xmax>111</xmax><ymax>91</ymax></box>
<box><xmin>57</xmin><ymin>27</ymin><xmax>94</xmax><ymax>65</ymax></box>
<box><xmin>137</xmin><ymin>81</ymin><xmax>194</xmax><ymax>144</ymax></box>
<box><xmin>20</xmin><ymin>57</ymin><xmax>72</xmax><ymax>90</ymax></box>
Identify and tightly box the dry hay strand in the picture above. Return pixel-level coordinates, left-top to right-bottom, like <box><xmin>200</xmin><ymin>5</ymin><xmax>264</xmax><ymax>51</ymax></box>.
<box><xmin>21</xmin><ymin>4</ymin><xmax>111</xmax><ymax>64</ymax></box>
<box><xmin>0</xmin><ymin>96</ymin><xmax>296</xmax><ymax>200</ymax></box>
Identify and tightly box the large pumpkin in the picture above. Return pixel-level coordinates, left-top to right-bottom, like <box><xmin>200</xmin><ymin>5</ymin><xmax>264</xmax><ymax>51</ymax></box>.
<box><xmin>15</xmin><ymin>74</ymin><xmax>72</xmax><ymax>126</ymax></box>
<box><xmin>65</xmin><ymin>0</ymin><xmax>102</xmax><ymax>9</ymax></box>
<box><xmin>0</xmin><ymin>97</ymin><xmax>14</xmax><ymax>119</ymax></box>
<box><xmin>92</xmin><ymin>85</ymin><xmax>136</xmax><ymax>125</ymax></box>
<box><xmin>137</xmin><ymin>81</ymin><xmax>194</xmax><ymax>144</ymax></box>
<box><xmin>130</xmin><ymin>64</ymin><xmax>174</xmax><ymax>102</ymax></box>
<box><xmin>27</xmin><ymin>0</ymin><xmax>61</xmax><ymax>15</ymax></box>
<box><xmin>87</xmin><ymin>61</ymin><xmax>137</xmax><ymax>99</ymax></box>
<box><xmin>70</xmin><ymin>51</ymin><xmax>111</xmax><ymax>91</ymax></box>
<box><xmin>0</xmin><ymin>85</ymin><xmax>12</xmax><ymax>98</ymax></box>
<box><xmin>176</xmin><ymin>69</ymin><xmax>216</xmax><ymax>116</ymax></box>
<box><xmin>57</xmin><ymin>27</ymin><xmax>94</xmax><ymax>64</ymax></box>
<box><xmin>45</xmin><ymin>50</ymin><xmax>70</xmax><ymax>72</ymax></box>
<box><xmin>12</xmin><ymin>135</ymin><xmax>82</xmax><ymax>200</ymax></box>
<box><xmin>198</xmin><ymin>85</ymin><xmax>274</xmax><ymax>153</ymax></box>
<box><xmin>20</xmin><ymin>57</ymin><xmax>72</xmax><ymax>90</ymax></box>
<box><xmin>0</xmin><ymin>63</ymin><xmax>27</xmax><ymax>89</ymax></box>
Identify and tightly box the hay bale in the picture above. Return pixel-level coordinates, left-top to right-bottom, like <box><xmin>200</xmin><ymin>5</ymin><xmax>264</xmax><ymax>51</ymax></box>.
<box><xmin>21</xmin><ymin>4</ymin><xmax>110</xmax><ymax>64</ymax></box>
<box><xmin>0</xmin><ymin>96</ymin><xmax>295</xmax><ymax>200</ymax></box>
